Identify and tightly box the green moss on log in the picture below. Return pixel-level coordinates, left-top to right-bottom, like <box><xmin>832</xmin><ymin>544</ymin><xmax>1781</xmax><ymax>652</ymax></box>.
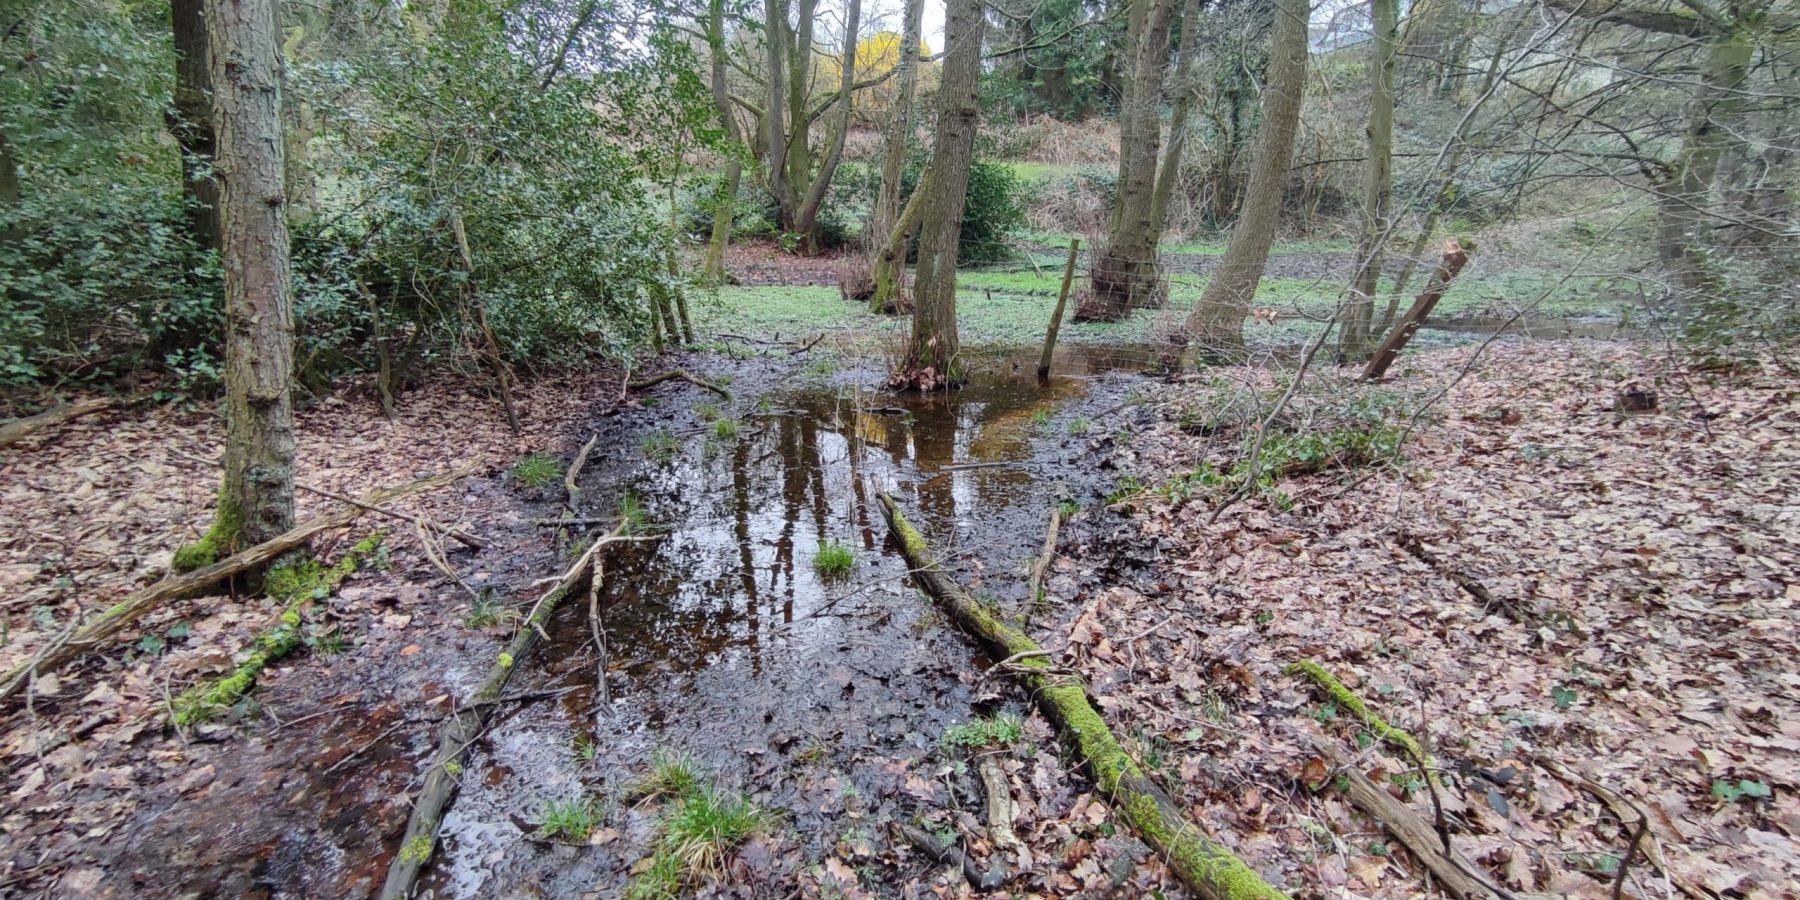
<box><xmin>1284</xmin><ymin>658</ymin><xmax>1431</xmax><ymax>771</ymax></box>
<box><xmin>169</xmin><ymin>534</ymin><xmax>385</xmax><ymax>726</ymax></box>
<box><xmin>878</xmin><ymin>493</ymin><xmax>1288</xmax><ymax>900</ymax></box>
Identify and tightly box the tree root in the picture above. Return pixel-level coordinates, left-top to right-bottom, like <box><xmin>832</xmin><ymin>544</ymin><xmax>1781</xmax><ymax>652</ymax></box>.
<box><xmin>628</xmin><ymin>369</ymin><xmax>732</xmax><ymax>400</ymax></box>
<box><xmin>1285</xmin><ymin>658</ymin><xmax>1432</xmax><ymax>774</ymax></box>
<box><xmin>878</xmin><ymin>492</ymin><xmax>1289</xmax><ymax>900</ymax></box>
<box><xmin>0</xmin><ymin>466</ymin><xmax>478</xmax><ymax>706</ymax></box>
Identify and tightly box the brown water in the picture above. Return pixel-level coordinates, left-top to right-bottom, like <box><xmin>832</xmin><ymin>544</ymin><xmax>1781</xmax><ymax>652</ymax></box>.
<box><xmin>415</xmin><ymin>344</ymin><xmax>1152</xmax><ymax>896</ymax></box>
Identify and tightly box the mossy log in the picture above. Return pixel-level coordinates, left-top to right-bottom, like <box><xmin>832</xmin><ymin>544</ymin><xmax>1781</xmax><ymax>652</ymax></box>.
<box><xmin>379</xmin><ymin>521</ymin><xmax>632</xmax><ymax>900</ymax></box>
<box><xmin>0</xmin><ymin>467</ymin><xmax>476</xmax><ymax>706</ymax></box>
<box><xmin>877</xmin><ymin>493</ymin><xmax>1288</xmax><ymax>900</ymax></box>
<box><xmin>169</xmin><ymin>533</ymin><xmax>387</xmax><ymax>726</ymax></box>
<box><xmin>1284</xmin><ymin>658</ymin><xmax>1432</xmax><ymax>774</ymax></box>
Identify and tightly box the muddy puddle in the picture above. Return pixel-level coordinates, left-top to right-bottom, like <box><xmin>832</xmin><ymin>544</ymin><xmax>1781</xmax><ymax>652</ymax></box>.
<box><xmin>411</xmin><ymin>344</ymin><xmax>1152</xmax><ymax>897</ymax></box>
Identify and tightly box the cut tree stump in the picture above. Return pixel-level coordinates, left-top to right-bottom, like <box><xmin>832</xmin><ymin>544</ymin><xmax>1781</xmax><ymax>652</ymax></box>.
<box><xmin>0</xmin><ymin>466</ymin><xmax>478</xmax><ymax>706</ymax></box>
<box><xmin>877</xmin><ymin>492</ymin><xmax>1289</xmax><ymax>900</ymax></box>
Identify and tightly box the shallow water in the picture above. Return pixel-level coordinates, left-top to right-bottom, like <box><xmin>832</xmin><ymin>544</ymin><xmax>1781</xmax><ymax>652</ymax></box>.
<box><xmin>419</xmin><ymin>344</ymin><xmax>1151</xmax><ymax>896</ymax></box>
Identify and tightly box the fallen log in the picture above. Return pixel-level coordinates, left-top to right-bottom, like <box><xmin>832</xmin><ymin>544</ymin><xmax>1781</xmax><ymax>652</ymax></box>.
<box><xmin>0</xmin><ymin>395</ymin><xmax>141</xmax><ymax>450</ymax></box>
<box><xmin>1308</xmin><ymin>736</ymin><xmax>1517</xmax><ymax>900</ymax></box>
<box><xmin>877</xmin><ymin>493</ymin><xmax>1288</xmax><ymax>900</ymax></box>
<box><xmin>628</xmin><ymin>369</ymin><xmax>732</xmax><ymax>400</ymax></box>
<box><xmin>379</xmin><ymin>520</ymin><xmax>647</xmax><ymax>900</ymax></box>
<box><xmin>1285</xmin><ymin>659</ymin><xmax>1432</xmax><ymax>774</ymax></box>
<box><xmin>979</xmin><ymin>756</ymin><xmax>1021</xmax><ymax>852</ymax></box>
<box><xmin>0</xmin><ymin>466</ymin><xmax>477</xmax><ymax>706</ymax></box>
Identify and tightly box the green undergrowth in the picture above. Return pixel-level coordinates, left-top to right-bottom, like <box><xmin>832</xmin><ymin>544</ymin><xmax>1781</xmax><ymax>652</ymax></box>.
<box><xmin>537</xmin><ymin>794</ymin><xmax>605</xmax><ymax>843</ymax></box>
<box><xmin>940</xmin><ymin>712</ymin><xmax>1025</xmax><ymax>754</ymax></box>
<box><xmin>169</xmin><ymin>532</ymin><xmax>386</xmax><ymax>727</ymax></box>
<box><xmin>626</xmin><ymin>753</ymin><xmax>776</xmax><ymax>900</ymax></box>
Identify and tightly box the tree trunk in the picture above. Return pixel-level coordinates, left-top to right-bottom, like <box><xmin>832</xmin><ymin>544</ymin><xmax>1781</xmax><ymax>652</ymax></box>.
<box><xmin>1657</xmin><ymin>25</ymin><xmax>1752</xmax><ymax>303</ymax></box>
<box><xmin>206</xmin><ymin>0</ymin><xmax>298</xmax><ymax>557</ymax></box>
<box><xmin>171</xmin><ymin>0</ymin><xmax>220</xmax><ymax>252</ymax></box>
<box><xmin>890</xmin><ymin>0</ymin><xmax>983</xmax><ymax>390</ymax></box>
<box><xmin>762</xmin><ymin>0</ymin><xmax>790</xmax><ymax>223</ymax></box>
<box><xmin>792</xmin><ymin>0</ymin><xmax>861</xmax><ymax>253</ymax></box>
<box><xmin>1083</xmin><ymin>0</ymin><xmax>1178</xmax><ymax>321</ymax></box>
<box><xmin>871</xmin><ymin>173</ymin><xmax>927</xmax><ymax>313</ymax></box>
<box><xmin>1169</xmin><ymin>0</ymin><xmax>1308</xmax><ymax>363</ymax></box>
<box><xmin>703</xmin><ymin>0</ymin><xmax>744</xmax><ymax>283</ymax></box>
<box><xmin>1362</xmin><ymin>239</ymin><xmax>1471</xmax><ymax>381</ymax></box>
<box><xmin>1340</xmin><ymin>0</ymin><xmax>1397</xmax><ymax>361</ymax></box>
<box><xmin>869</xmin><ymin>0</ymin><xmax>924</xmax><ymax>252</ymax></box>
<box><xmin>0</xmin><ymin>131</ymin><xmax>19</xmax><ymax>214</ymax></box>
<box><xmin>1148</xmin><ymin>0</ymin><xmax>1204</xmax><ymax>237</ymax></box>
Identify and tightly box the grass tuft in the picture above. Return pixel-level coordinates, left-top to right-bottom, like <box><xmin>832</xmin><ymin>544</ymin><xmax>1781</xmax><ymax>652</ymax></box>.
<box><xmin>812</xmin><ymin>540</ymin><xmax>854</xmax><ymax>578</ymax></box>
<box><xmin>537</xmin><ymin>794</ymin><xmax>605</xmax><ymax>843</ymax></box>
<box><xmin>513</xmin><ymin>453</ymin><xmax>564</xmax><ymax>489</ymax></box>
<box><xmin>941</xmin><ymin>712</ymin><xmax>1025</xmax><ymax>753</ymax></box>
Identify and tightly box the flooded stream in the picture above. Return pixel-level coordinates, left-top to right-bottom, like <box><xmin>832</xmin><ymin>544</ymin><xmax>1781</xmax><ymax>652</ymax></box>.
<box><xmin>419</xmin><ymin>344</ymin><xmax>1153</xmax><ymax>896</ymax></box>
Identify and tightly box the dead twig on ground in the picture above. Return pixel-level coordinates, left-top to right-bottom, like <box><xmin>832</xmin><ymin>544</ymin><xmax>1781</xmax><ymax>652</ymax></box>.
<box><xmin>297</xmin><ymin>483</ymin><xmax>484</xmax><ymax>550</ymax></box>
<box><xmin>628</xmin><ymin>369</ymin><xmax>732</xmax><ymax>400</ymax></box>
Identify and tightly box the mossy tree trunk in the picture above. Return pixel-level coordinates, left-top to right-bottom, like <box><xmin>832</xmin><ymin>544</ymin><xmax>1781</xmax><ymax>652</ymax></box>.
<box><xmin>1340</xmin><ymin>0</ymin><xmax>1397</xmax><ymax>361</ymax></box>
<box><xmin>890</xmin><ymin>0</ymin><xmax>983</xmax><ymax>390</ymax></box>
<box><xmin>870</xmin><ymin>172</ymin><xmax>926</xmax><ymax>313</ymax></box>
<box><xmin>703</xmin><ymin>0</ymin><xmax>744</xmax><ymax>284</ymax></box>
<box><xmin>196</xmin><ymin>0</ymin><xmax>298</xmax><ymax>569</ymax></box>
<box><xmin>1168</xmin><ymin>0</ymin><xmax>1308</xmax><ymax>364</ymax></box>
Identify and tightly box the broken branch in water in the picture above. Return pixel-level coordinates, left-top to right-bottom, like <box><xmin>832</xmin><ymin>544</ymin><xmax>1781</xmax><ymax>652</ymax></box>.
<box><xmin>379</xmin><ymin>518</ymin><xmax>641</xmax><ymax>900</ymax></box>
<box><xmin>0</xmin><ymin>466</ymin><xmax>479</xmax><ymax>706</ymax></box>
<box><xmin>877</xmin><ymin>492</ymin><xmax>1289</xmax><ymax>900</ymax></box>
<box><xmin>627</xmin><ymin>368</ymin><xmax>732</xmax><ymax>400</ymax></box>
<box><xmin>1026</xmin><ymin>506</ymin><xmax>1062</xmax><ymax>603</ymax></box>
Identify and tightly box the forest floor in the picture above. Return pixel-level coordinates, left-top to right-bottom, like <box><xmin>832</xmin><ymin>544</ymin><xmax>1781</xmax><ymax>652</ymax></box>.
<box><xmin>0</xmin><ymin>271</ymin><xmax>1793</xmax><ymax>898</ymax></box>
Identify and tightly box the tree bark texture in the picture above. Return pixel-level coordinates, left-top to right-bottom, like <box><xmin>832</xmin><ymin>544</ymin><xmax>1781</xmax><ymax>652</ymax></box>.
<box><xmin>891</xmin><ymin>0</ymin><xmax>983</xmax><ymax>390</ymax></box>
<box><xmin>1341</xmin><ymin>0</ymin><xmax>1397</xmax><ymax>360</ymax></box>
<box><xmin>869</xmin><ymin>0</ymin><xmax>924</xmax><ymax>252</ymax></box>
<box><xmin>1656</xmin><ymin>25</ymin><xmax>1752</xmax><ymax>302</ymax></box>
<box><xmin>210</xmin><ymin>0</ymin><xmax>299</xmax><ymax>550</ymax></box>
<box><xmin>1148</xmin><ymin>0</ymin><xmax>1205</xmax><ymax>237</ymax></box>
<box><xmin>1172</xmin><ymin>0</ymin><xmax>1308</xmax><ymax>362</ymax></box>
<box><xmin>172</xmin><ymin>0</ymin><xmax>220</xmax><ymax>252</ymax></box>
<box><xmin>1081</xmin><ymin>0</ymin><xmax>1179</xmax><ymax>321</ymax></box>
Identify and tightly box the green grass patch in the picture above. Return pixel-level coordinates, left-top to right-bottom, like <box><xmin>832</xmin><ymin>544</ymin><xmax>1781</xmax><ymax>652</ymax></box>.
<box><xmin>625</xmin><ymin>756</ymin><xmax>777</xmax><ymax>899</ymax></box>
<box><xmin>812</xmin><ymin>540</ymin><xmax>854</xmax><ymax>578</ymax></box>
<box><xmin>941</xmin><ymin>712</ymin><xmax>1025</xmax><ymax>753</ymax></box>
<box><xmin>512</xmin><ymin>453</ymin><xmax>564</xmax><ymax>490</ymax></box>
<box><xmin>537</xmin><ymin>794</ymin><xmax>605</xmax><ymax>843</ymax></box>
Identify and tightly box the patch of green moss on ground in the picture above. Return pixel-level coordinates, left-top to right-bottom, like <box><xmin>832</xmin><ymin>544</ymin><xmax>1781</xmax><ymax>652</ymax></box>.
<box><xmin>1285</xmin><ymin>659</ymin><xmax>1432</xmax><ymax>771</ymax></box>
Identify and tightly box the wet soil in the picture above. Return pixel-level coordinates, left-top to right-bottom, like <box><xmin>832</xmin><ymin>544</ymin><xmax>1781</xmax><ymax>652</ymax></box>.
<box><xmin>64</xmin><ymin>343</ymin><xmax>1154</xmax><ymax>898</ymax></box>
